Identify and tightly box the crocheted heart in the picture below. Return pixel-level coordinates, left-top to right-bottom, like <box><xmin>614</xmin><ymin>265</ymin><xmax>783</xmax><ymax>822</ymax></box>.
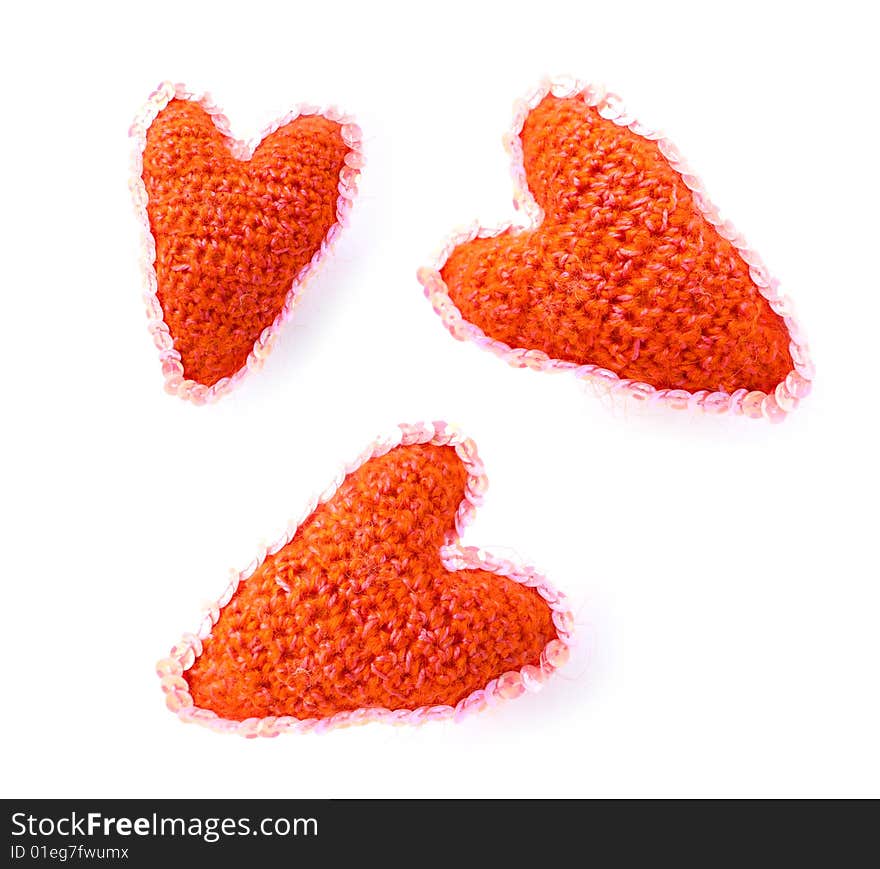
<box><xmin>158</xmin><ymin>424</ymin><xmax>572</xmax><ymax>735</ymax></box>
<box><xmin>132</xmin><ymin>83</ymin><xmax>361</xmax><ymax>400</ymax></box>
<box><xmin>421</xmin><ymin>81</ymin><xmax>812</xmax><ymax>420</ymax></box>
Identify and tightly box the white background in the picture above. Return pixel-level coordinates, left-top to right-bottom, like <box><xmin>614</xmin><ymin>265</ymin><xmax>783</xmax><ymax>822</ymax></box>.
<box><xmin>2</xmin><ymin>0</ymin><xmax>878</xmax><ymax>798</ymax></box>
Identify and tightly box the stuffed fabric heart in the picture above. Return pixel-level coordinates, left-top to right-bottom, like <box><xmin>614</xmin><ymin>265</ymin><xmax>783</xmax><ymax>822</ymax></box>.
<box><xmin>157</xmin><ymin>423</ymin><xmax>573</xmax><ymax>736</ymax></box>
<box><xmin>130</xmin><ymin>82</ymin><xmax>362</xmax><ymax>403</ymax></box>
<box><xmin>419</xmin><ymin>79</ymin><xmax>813</xmax><ymax>421</ymax></box>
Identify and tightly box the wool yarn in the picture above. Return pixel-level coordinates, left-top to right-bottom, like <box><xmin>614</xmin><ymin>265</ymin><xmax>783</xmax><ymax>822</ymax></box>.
<box><xmin>131</xmin><ymin>82</ymin><xmax>362</xmax><ymax>402</ymax></box>
<box><xmin>420</xmin><ymin>79</ymin><xmax>813</xmax><ymax>420</ymax></box>
<box><xmin>158</xmin><ymin>423</ymin><xmax>573</xmax><ymax>736</ymax></box>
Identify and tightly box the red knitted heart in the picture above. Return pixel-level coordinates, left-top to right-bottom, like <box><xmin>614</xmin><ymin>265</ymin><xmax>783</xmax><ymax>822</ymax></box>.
<box><xmin>420</xmin><ymin>80</ymin><xmax>813</xmax><ymax>421</ymax></box>
<box><xmin>158</xmin><ymin>423</ymin><xmax>572</xmax><ymax>736</ymax></box>
<box><xmin>131</xmin><ymin>82</ymin><xmax>362</xmax><ymax>402</ymax></box>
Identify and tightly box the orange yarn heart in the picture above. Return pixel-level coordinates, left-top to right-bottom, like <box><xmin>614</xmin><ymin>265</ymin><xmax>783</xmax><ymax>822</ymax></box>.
<box><xmin>423</xmin><ymin>83</ymin><xmax>812</xmax><ymax>413</ymax></box>
<box><xmin>159</xmin><ymin>424</ymin><xmax>571</xmax><ymax>735</ymax></box>
<box><xmin>135</xmin><ymin>84</ymin><xmax>359</xmax><ymax>396</ymax></box>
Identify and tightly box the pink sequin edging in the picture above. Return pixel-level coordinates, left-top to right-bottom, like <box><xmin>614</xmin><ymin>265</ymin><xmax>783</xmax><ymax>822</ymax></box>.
<box><xmin>417</xmin><ymin>76</ymin><xmax>814</xmax><ymax>422</ymax></box>
<box><xmin>156</xmin><ymin>421</ymin><xmax>575</xmax><ymax>737</ymax></box>
<box><xmin>129</xmin><ymin>81</ymin><xmax>363</xmax><ymax>404</ymax></box>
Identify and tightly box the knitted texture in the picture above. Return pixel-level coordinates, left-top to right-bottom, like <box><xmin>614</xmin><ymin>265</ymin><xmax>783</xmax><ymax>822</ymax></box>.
<box><xmin>142</xmin><ymin>98</ymin><xmax>350</xmax><ymax>387</ymax></box>
<box><xmin>185</xmin><ymin>442</ymin><xmax>557</xmax><ymax>721</ymax></box>
<box><xmin>440</xmin><ymin>94</ymin><xmax>793</xmax><ymax>394</ymax></box>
